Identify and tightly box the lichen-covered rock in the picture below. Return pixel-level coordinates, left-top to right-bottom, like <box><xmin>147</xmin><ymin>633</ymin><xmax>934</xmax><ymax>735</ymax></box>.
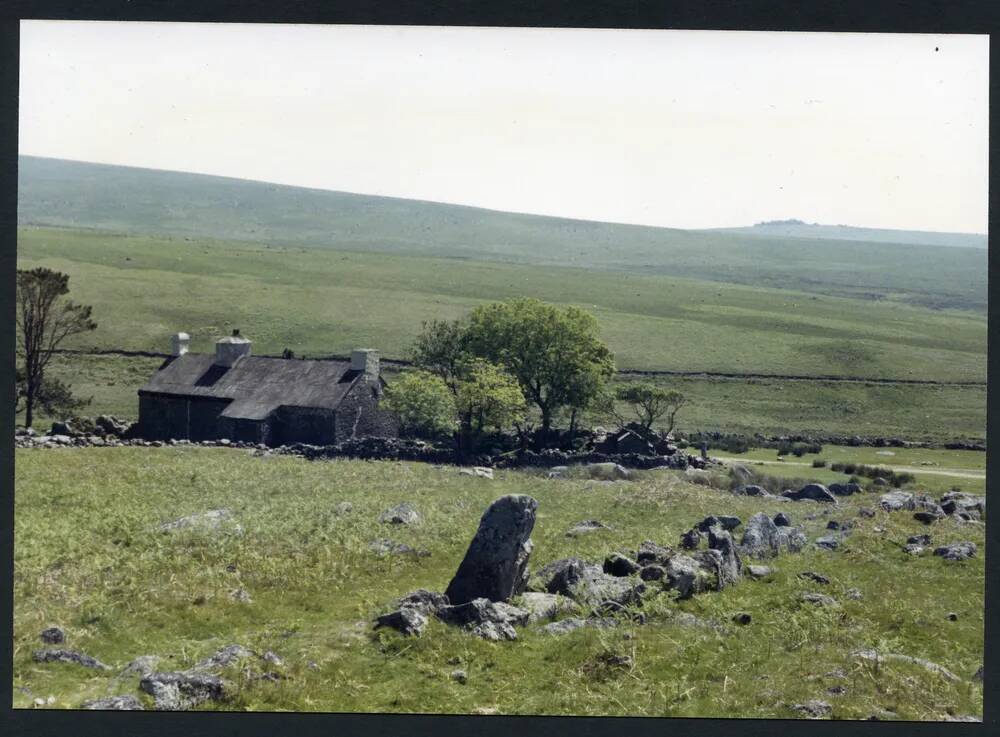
<box><xmin>791</xmin><ymin>700</ymin><xmax>832</xmax><ymax>719</ymax></box>
<box><xmin>800</xmin><ymin>592</ymin><xmax>839</xmax><ymax>607</ymax></box>
<box><xmin>378</xmin><ymin>503</ymin><xmax>421</xmax><ymax>525</ymax></box>
<box><xmin>706</xmin><ymin>527</ymin><xmax>743</xmax><ymax>588</ymax></box>
<box><xmin>851</xmin><ymin>649</ymin><xmax>959</xmax><ymax>681</ymax></box>
<box><xmin>395</xmin><ymin>589</ymin><xmax>450</xmax><ymax>615</ymax></box>
<box><xmin>565</xmin><ymin>519</ymin><xmax>611</xmax><ymax>537</ymax></box>
<box><xmin>828</xmin><ymin>482</ymin><xmax>862</xmax><ymax>496</ymax></box>
<box><xmin>539</xmin><ymin>617</ymin><xmax>617</xmax><ymax>636</ymax></box>
<box><xmin>815</xmin><ymin>535</ymin><xmax>841</xmax><ymax>551</ymax></box>
<box><xmin>783</xmin><ymin>484</ymin><xmax>837</xmax><ymax>503</ymax></box>
<box><xmin>445</xmin><ymin>495</ymin><xmax>537</xmax><ymax>605</ymax></box>
<box><xmin>470</xmin><ymin>621</ymin><xmax>518</xmax><ymax>641</ymax></box>
<box><xmin>139</xmin><ymin>671</ymin><xmax>226</xmax><ymax>710</ymax></box>
<box><xmin>879</xmin><ymin>491</ymin><xmax>915</xmax><ymax>512</ymax></box>
<box><xmin>80</xmin><ymin>695</ymin><xmax>144</xmax><ymax>710</ymax></box>
<box><xmin>531</xmin><ymin>557</ymin><xmax>596</xmax><ymax>595</ymax></box>
<box><xmin>798</xmin><ymin>571</ymin><xmax>830</xmax><ymax>585</ymax></box>
<box><xmin>663</xmin><ymin>554</ymin><xmax>713</xmax><ymax>599</ymax></box>
<box><xmin>933</xmin><ymin>541</ymin><xmax>977</xmax><ymax>561</ymax></box>
<box><xmin>746</xmin><ymin>564</ymin><xmax>773</xmax><ymax>578</ymax></box>
<box><xmin>680</xmin><ymin>528</ymin><xmax>702</xmax><ymax>550</ymax></box>
<box><xmin>194</xmin><ymin>644</ymin><xmax>255</xmax><ymax>671</ymax></box>
<box><xmin>374</xmin><ymin>607</ymin><xmax>428</xmax><ymax>636</ymax></box>
<box><xmin>158</xmin><ymin>508</ymin><xmax>242</xmax><ymax>535</ymax></box>
<box><xmin>773</xmin><ymin>512</ymin><xmax>792</xmax><ymax>527</ymax></box>
<box><xmin>39</xmin><ymin>627</ymin><xmax>64</xmax><ymax>645</ymax></box>
<box><xmin>516</xmin><ymin>592</ymin><xmax>577</xmax><ymax>624</ymax></box>
<box><xmin>563</xmin><ymin>568</ymin><xmax>646</xmax><ymax>611</ymax></box>
<box><xmin>635</xmin><ymin>540</ymin><xmax>674</xmax><ymax>565</ymax></box>
<box><xmin>639</xmin><ymin>564</ymin><xmax>666</xmax><ymax>582</ymax></box>
<box><xmin>32</xmin><ymin>649</ymin><xmax>109</xmax><ymax>670</ymax></box>
<box><xmin>603</xmin><ymin>553</ymin><xmax>641</xmax><ymax>577</ymax></box>
<box><xmin>120</xmin><ymin>655</ymin><xmax>161</xmax><ymax>678</ymax></box>
<box><xmin>739</xmin><ymin>512</ymin><xmax>806</xmax><ymax>558</ymax></box>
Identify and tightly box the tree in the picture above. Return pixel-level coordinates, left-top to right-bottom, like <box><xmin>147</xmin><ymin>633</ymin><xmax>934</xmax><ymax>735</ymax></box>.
<box><xmin>455</xmin><ymin>359</ymin><xmax>527</xmax><ymax>440</ymax></box>
<box><xmin>15</xmin><ymin>268</ymin><xmax>97</xmax><ymax>427</ymax></box>
<box><xmin>381</xmin><ymin>370</ymin><xmax>457</xmax><ymax>437</ymax></box>
<box><xmin>615</xmin><ymin>382</ymin><xmax>687</xmax><ymax>436</ymax></box>
<box><xmin>463</xmin><ymin>298</ymin><xmax>615</xmax><ymax>436</ymax></box>
<box><xmin>410</xmin><ymin>318</ymin><xmax>469</xmax><ymax>393</ymax></box>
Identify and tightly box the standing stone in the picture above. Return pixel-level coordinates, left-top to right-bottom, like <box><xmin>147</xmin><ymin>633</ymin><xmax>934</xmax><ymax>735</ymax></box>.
<box><xmin>444</xmin><ymin>495</ymin><xmax>538</xmax><ymax>605</ymax></box>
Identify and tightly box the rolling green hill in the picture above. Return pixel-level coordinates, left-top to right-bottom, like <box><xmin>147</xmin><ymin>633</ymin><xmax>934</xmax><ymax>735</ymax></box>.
<box><xmin>18</xmin><ymin>156</ymin><xmax>987</xmax><ymax>312</ymax></box>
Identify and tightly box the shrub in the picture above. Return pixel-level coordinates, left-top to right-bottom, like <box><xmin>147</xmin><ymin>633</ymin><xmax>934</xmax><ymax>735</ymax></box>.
<box><xmin>812</xmin><ymin>458</ymin><xmax>827</xmax><ymax>468</ymax></box>
<box><xmin>382</xmin><ymin>370</ymin><xmax>456</xmax><ymax>438</ymax></box>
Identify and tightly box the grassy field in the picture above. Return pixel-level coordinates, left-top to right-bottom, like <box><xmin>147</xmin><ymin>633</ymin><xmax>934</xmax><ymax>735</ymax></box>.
<box><xmin>713</xmin><ymin>447</ymin><xmax>985</xmax><ymax>497</ymax></box>
<box><xmin>19</xmin><ymin>156</ymin><xmax>988</xmax><ymax>311</ymax></box>
<box><xmin>13</xmin><ymin>448</ymin><xmax>984</xmax><ymax>718</ymax></box>
<box><xmin>18</xmin><ymin>353</ymin><xmax>987</xmax><ymax>444</ymax></box>
<box><xmin>16</xmin><ymin>227</ymin><xmax>987</xmax><ymax>384</ymax></box>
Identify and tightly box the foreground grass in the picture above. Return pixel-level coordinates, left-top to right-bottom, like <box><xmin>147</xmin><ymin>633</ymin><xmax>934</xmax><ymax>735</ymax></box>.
<box><xmin>14</xmin><ymin>448</ymin><xmax>984</xmax><ymax>718</ymax></box>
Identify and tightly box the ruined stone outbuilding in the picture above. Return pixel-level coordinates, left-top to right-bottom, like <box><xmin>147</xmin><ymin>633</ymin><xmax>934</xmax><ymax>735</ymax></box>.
<box><xmin>137</xmin><ymin>330</ymin><xmax>398</xmax><ymax>446</ymax></box>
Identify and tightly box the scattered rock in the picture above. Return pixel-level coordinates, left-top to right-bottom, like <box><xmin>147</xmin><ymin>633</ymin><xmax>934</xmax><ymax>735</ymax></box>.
<box><xmin>680</xmin><ymin>528</ymin><xmax>702</xmax><ymax>549</ymax></box>
<box><xmin>603</xmin><ymin>553</ymin><xmax>641</xmax><ymax>577</ymax></box>
<box><xmin>851</xmin><ymin>648</ymin><xmax>959</xmax><ymax>681</ymax></box>
<box><xmin>857</xmin><ymin>507</ymin><xmax>876</xmax><ymax>518</ymax></box>
<box><xmin>566</xmin><ymin>519</ymin><xmax>611</xmax><ymax>537</ymax></box>
<box><xmin>846</xmin><ymin>588</ymin><xmax>863</xmax><ymax>601</ymax></box>
<box><xmin>445</xmin><ymin>495</ymin><xmax>537</xmax><ymax>605</ymax></box>
<box><xmin>636</xmin><ymin>540</ymin><xmax>674</xmax><ymax>566</ymax></box>
<box><xmin>229</xmin><ymin>588</ymin><xmax>253</xmax><ymax>603</ymax></box>
<box><xmin>913</xmin><ymin>511</ymin><xmax>943</xmax><ymax>525</ymax></box>
<box><xmin>334</xmin><ymin>501</ymin><xmax>354</xmax><ymax>515</ymax></box>
<box><xmin>120</xmin><ymin>655</ymin><xmax>160</xmax><ymax>678</ymax></box>
<box><xmin>374</xmin><ymin>607</ymin><xmax>428</xmax><ymax>636</ymax></box>
<box><xmin>800</xmin><ymin>593</ymin><xmax>839</xmax><ymax>608</ymax></box>
<box><xmin>903</xmin><ymin>543</ymin><xmax>926</xmax><ymax>555</ymax></box>
<box><xmin>695</xmin><ymin>515</ymin><xmax>741</xmax><ymax>532</ymax></box>
<box><xmin>732</xmin><ymin>612</ymin><xmax>752</xmax><ymax>625</ymax></box>
<box><xmin>139</xmin><ymin>671</ymin><xmax>226</xmax><ymax>710</ymax></box>
<box><xmin>450</xmin><ymin>669</ymin><xmax>468</xmax><ymax>684</ymax></box>
<box><xmin>879</xmin><ymin>491</ymin><xmax>914</xmax><ymax>512</ymax></box>
<box><xmin>584</xmin><ymin>462</ymin><xmax>630</xmax><ymax>480</ymax></box>
<box><xmin>973</xmin><ymin>665</ymin><xmax>983</xmax><ymax>682</ymax></box>
<box><xmin>736</xmin><ymin>484</ymin><xmax>767</xmax><ymax>497</ymax></box>
<box><xmin>947</xmin><ymin>612</ymin><xmax>958</xmax><ymax>621</ymax></box>
<box><xmin>80</xmin><ymin>695</ymin><xmax>144</xmax><ymax>710</ymax></box>
<box><xmin>663</xmin><ymin>554</ymin><xmax>713</xmax><ymax>599</ymax></box>
<box><xmin>707</xmin><ymin>526</ymin><xmax>743</xmax><ymax>588</ymax></box>
<box><xmin>773</xmin><ymin>512</ymin><xmax>792</xmax><ymax>527</ymax></box>
<box><xmin>195</xmin><ymin>644</ymin><xmax>254</xmax><ymax>670</ymax></box>
<box><xmin>815</xmin><ymin>536</ymin><xmax>840</xmax><ymax>551</ymax></box>
<box><xmin>798</xmin><ymin>571</ymin><xmax>830</xmax><ymax>585</ymax></box>
<box><xmin>740</xmin><ymin>512</ymin><xmax>806</xmax><ymax>558</ymax></box>
<box><xmin>32</xmin><ymin>649</ymin><xmax>109</xmax><ymax>670</ymax></box>
<box><xmin>368</xmin><ymin>539</ymin><xmax>430</xmax><ymax>557</ymax></box>
<box><xmin>639</xmin><ymin>564</ymin><xmax>666</xmax><ymax>582</ymax></box>
<box><xmin>396</xmin><ymin>589</ymin><xmax>450</xmax><ymax>615</ymax></box>
<box><xmin>564</xmin><ymin>568</ymin><xmax>647</xmax><ymax>611</ymax></box>
<box><xmin>826</xmin><ymin>520</ymin><xmax>841</xmax><ymax>530</ymax></box>
<box><xmin>39</xmin><ymin>627</ymin><xmax>64</xmax><ymax>645</ymax></box>
<box><xmin>826</xmin><ymin>685</ymin><xmax>847</xmax><ymax>696</ymax></box>
<box><xmin>907</xmin><ymin>534</ymin><xmax>932</xmax><ymax>546</ymax></box>
<box><xmin>933</xmin><ymin>542</ymin><xmax>977</xmax><ymax>561</ymax></box>
<box><xmin>746</xmin><ymin>564</ymin><xmax>773</xmax><ymax>578</ymax></box>
<box><xmin>783</xmin><ymin>484</ymin><xmax>837</xmax><ymax>504</ymax></box>
<box><xmin>516</xmin><ymin>592</ymin><xmax>576</xmax><ymax>623</ymax></box>
<box><xmin>790</xmin><ymin>700</ymin><xmax>832</xmax><ymax>719</ymax></box>
<box><xmin>158</xmin><ymin>508</ymin><xmax>242</xmax><ymax>534</ymax></box>
<box><xmin>378</xmin><ymin>503</ymin><xmax>421</xmax><ymax>525</ymax></box>
<box><xmin>828</xmin><ymin>482</ymin><xmax>862</xmax><ymax>496</ymax></box>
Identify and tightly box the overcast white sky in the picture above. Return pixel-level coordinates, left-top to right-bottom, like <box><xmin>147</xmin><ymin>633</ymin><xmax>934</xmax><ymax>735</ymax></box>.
<box><xmin>19</xmin><ymin>21</ymin><xmax>989</xmax><ymax>233</ymax></box>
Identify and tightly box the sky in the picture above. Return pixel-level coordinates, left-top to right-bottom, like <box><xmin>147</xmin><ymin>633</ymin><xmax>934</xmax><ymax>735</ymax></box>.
<box><xmin>19</xmin><ymin>21</ymin><xmax>989</xmax><ymax>233</ymax></box>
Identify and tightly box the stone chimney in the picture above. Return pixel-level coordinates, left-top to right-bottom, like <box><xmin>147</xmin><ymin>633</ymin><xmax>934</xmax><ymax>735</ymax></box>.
<box><xmin>215</xmin><ymin>329</ymin><xmax>252</xmax><ymax>367</ymax></box>
<box><xmin>351</xmin><ymin>348</ymin><xmax>380</xmax><ymax>380</ymax></box>
<box><xmin>170</xmin><ymin>332</ymin><xmax>190</xmax><ymax>357</ymax></box>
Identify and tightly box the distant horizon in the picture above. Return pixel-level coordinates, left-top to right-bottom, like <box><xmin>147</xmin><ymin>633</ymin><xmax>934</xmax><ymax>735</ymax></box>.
<box><xmin>17</xmin><ymin>153</ymin><xmax>988</xmax><ymax>238</ymax></box>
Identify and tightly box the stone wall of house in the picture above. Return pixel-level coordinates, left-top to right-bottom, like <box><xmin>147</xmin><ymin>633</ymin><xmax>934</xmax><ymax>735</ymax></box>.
<box><xmin>270</xmin><ymin>406</ymin><xmax>339</xmax><ymax>446</ymax></box>
<box><xmin>138</xmin><ymin>393</ymin><xmax>230</xmax><ymax>441</ymax></box>
<box><xmin>333</xmin><ymin>378</ymin><xmax>399</xmax><ymax>443</ymax></box>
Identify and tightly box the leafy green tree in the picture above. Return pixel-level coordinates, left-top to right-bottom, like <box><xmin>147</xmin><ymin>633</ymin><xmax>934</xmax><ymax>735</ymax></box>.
<box><xmin>615</xmin><ymin>382</ymin><xmax>687</xmax><ymax>436</ymax></box>
<box><xmin>381</xmin><ymin>370</ymin><xmax>457</xmax><ymax>437</ymax></box>
<box><xmin>463</xmin><ymin>298</ymin><xmax>615</xmax><ymax>435</ymax></box>
<box><xmin>15</xmin><ymin>268</ymin><xmax>97</xmax><ymax>427</ymax></box>
<box><xmin>455</xmin><ymin>359</ymin><xmax>527</xmax><ymax>438</ymax></box>
<box><xmin>410</xmin><ymin>318</ymin><xmax>469</xmax><ymax>393</ymax></box>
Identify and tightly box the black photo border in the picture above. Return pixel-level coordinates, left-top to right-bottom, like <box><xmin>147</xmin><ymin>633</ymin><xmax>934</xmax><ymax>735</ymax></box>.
<box><xmin>0</xmin><ymin>2</ymin><xmax>997</xmax><ymax>736</ymax></box>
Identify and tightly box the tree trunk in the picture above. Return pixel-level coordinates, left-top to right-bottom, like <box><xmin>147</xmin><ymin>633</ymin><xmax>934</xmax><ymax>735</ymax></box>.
<box><xmin>24</xmin><ymin>381</ymin><xmax>35</xmax><ymax>428</ymax></box>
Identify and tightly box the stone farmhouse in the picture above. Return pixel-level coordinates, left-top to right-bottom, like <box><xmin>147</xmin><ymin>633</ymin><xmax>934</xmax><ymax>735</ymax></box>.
<box><xmin>137</xmin><ymin>330</ymin><xmax>398</xmax><ymax>446</ymax></box>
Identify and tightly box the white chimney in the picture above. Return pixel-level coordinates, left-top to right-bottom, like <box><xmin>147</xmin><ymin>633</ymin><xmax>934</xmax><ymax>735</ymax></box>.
<box><xmin>215</xmin><ymin>329</ymin><xmax>252</xmax><ymax>367</ymax></box>
<box><xmin>171</xmin><ymin>332</ymin><xmax>190</xmax><ymax>357</ymax></box>
<box><xmin>351</xmin><ymin>348</ymin><xmax>380</xmax><ymax>380</ymax></box>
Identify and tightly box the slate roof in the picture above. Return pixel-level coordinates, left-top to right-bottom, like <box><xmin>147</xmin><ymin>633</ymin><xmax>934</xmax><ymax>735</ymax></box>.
<box><xmin>139</xmin><ymin>354</ymin><xmax>362</xmax><ymax>421</ymax></box>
